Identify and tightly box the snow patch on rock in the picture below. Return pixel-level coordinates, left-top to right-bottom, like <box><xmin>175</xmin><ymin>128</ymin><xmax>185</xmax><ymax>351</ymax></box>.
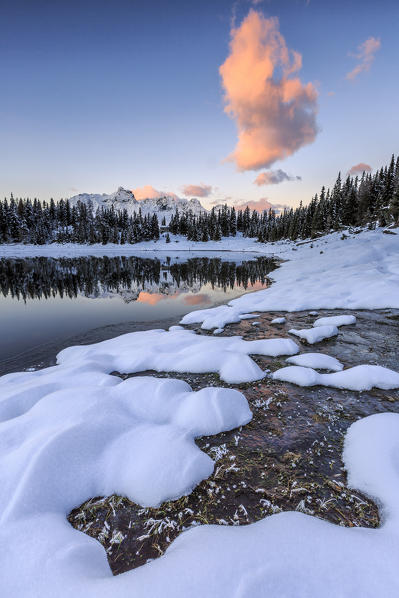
<box><xmin>271</xmin><ymin>317</ymin><xmax>286</xmax><ymax>324</ymax></box>
<box><xmin>288</xmin><ymin>325</ymin><xmax>339</xmax><ymax>344</ymax></box>
<box><xmin>286</xmin><ymin>353</ymin><xmax>343</xmax><ymax>372</ymax></box>
<box><xmin>273</xmin><ymin>364</ymin><xmax>399</xmax><ymax>391</ymax></box>
<box><xmin>314</xmin><ymin>315</ymin><xmax>356</xmax><ymax>327</ymax></box>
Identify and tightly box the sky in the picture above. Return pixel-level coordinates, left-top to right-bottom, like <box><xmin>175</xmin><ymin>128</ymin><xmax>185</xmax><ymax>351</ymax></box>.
<box><xmin>0</xmin><ymin>0</ymin><xmax>398</xmax><ymax>210</ymax></box>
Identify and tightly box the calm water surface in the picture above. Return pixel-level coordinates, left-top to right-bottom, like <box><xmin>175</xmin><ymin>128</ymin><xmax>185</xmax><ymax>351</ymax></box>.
<box><xmin>0</xmin><ymin>254</ymin><xmax>276</xmax><ymax>373</ymax></box>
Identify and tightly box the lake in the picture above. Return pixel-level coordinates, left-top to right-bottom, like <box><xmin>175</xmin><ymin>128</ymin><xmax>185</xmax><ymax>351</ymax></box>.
<box><xmin>0</xmin><ymin>254</ymin><xmax>276</xmax><ymax>374</ymax></box>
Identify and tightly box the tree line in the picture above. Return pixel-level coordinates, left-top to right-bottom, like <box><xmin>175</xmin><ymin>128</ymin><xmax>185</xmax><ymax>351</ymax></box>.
<box><xmin>0</xmin><ymin>198</ymin><xmax>160</xmax><ymax>244</ymax></box>
<box><xmin>1</xmin><ymin>155</ymin><xmax>398</xmax><ymax>245</ymax></box>
<box><xmin>256</xmin><ymin>154</ymin><xmax>399</xmax><ymax>242</ymax></box>
<box><xmin>0</xmin><ymin>255</ymin><xmax>276</xmax><ymax>302</ymax></box>
<box><xmin>168</xmin><ymin>154</ymin><xmax>399</xmax><ymax>242</ymax></box>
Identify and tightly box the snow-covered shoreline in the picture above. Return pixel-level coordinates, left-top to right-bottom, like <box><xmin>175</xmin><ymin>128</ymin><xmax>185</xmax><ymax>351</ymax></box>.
<box><xmin>181</xmin><ymin>228</ymin><xmax>399</xmax><ymax>329</ymax></box>
<box><xmin>1</xmin><ymin>227</ymin><xmax>399</xmax><ymax>597</ymax></box>
<box><xmin>0</xmin><ymin>233</ymin><xmax>269</xmax><ymax>258</ymax></box>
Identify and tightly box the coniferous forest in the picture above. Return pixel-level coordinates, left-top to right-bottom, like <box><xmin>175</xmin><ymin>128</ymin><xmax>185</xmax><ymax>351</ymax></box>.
<box><xmin>0</xmin><ymin>155</ymin><xmax>398</xmax><ymax>245</ymax></box>
<box><xmin>0</xmin><ymin>200</ymin><xmax>160</xmax><ymax>245</ymax></box>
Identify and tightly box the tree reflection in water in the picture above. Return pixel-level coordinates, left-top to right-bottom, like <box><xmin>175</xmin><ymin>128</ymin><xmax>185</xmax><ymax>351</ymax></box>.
<box><xmin>0</xmin><ymin>256</ymin><xmax>276</xmax><ymax>303</ymax></box>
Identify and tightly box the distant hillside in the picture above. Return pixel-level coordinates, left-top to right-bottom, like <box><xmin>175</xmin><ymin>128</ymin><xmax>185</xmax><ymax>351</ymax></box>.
<box><xmin>68</xmin><ymin>187</ymin><xmax>208</xmax><ymax>223</ymax></box>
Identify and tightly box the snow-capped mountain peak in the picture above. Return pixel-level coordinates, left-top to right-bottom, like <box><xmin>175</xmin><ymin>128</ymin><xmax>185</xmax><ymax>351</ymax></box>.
<box><xmin>68</xmin><ymin>187</ymin><xmax>208</xmax><ymax>222</ymax></box>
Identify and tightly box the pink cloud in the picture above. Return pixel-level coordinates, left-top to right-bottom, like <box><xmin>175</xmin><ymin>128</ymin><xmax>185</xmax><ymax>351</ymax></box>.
<box><xmin>133</xmin><ymin>185</ymin><xmax>178</xmax><ymax>201</ymax></box>
<box><xmin>219</xmin><ymin>10</ymin><xmax>318</xmax><ymax>171</ymax></box>
<box><xmin>346</xmin><ymin>37</ymin><xmax>381</xmax><ymax>80</ymax></box>
<box><xmin>348</xmin><ymin>163</ymin><xmax>372</xmax><ymax>176</ymax></box>
<box><xmin>254</xmin><ymin>169</ymin><xmax>301</xmax><ymax>185</ymax></box>
<box><xmin>182</xmin><ymin>183</ymin><xmax>213</xmax><ymax>198</ymax></box>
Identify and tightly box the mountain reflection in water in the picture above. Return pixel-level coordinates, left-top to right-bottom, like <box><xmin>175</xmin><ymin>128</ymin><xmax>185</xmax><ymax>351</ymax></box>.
<box><xmin>0</xmin><ymin>255</ymin><xmax>276</xmax><ymax>371</ymax></box>
<box><xmin>0</xmin><ymin>255</ymin><xmax>276</xmax><ymax>303</ymax></box>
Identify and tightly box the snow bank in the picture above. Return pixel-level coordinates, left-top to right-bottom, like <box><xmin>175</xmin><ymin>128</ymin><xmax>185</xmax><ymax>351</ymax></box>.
<box><xmin>180</xmin><ymin>229</ymin><xmax>399</xmax><ymax>329</ymax></box>
<box><xmin>286</xmin><ymin>353</ymin><xmax>343</xmax><ymax>372</ymax></box>
<box><xmin>288</xmin><ymin>325</ymin><xmax>339</xmax><ymax>344</ymax></box>
<box><xmin>314</xmin><ymin>315</ymin><xmax>356</xmax><ymax>327</ymax></box>
<box><xmin>0</xmin><ymin>235</ymin><xmax>265</xmax><ymax>258</ymax></box>
<box><xmin>57</xmin><ymin>328</ymin><xmax>299</xmax><ymax>384</ymax></box>
<box><xmin>273</xmin><ymin>364</ymin><xmax>399</xmax><ymax>391</ymax></box>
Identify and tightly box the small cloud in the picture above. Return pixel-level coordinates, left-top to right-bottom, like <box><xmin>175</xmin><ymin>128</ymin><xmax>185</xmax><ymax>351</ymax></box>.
<box><xmin>182</xmin><ymin>183</ymin><xmax>213</xmax><ymax>198</ymax></box>
<box><xmin>133</xmin><ymin>185</ymin><xmax>178</xmax><ymax>201</ymax></box>
<box><xmin>219</xmin><ymin>10</ymin><xmax>318</xmax><ymax>171</ymax></box>
<box><xmin>348</xmin><ymin>162</ymin><xmax>372</xmax><ymax>176</ymax></box>
<box><xmin>254</xmin><ymin>169</ymin><xmax>301</xmax><ymax>186</ymax></box>
<box><xmin>327</xmin><ymin>91</ymin><xmax>335</xmax><ymax>96</ymax></box>
<box><xmin>346</xmin><ymin>37</ymin><xmax>381</xmax><ymax>80</ymax></box>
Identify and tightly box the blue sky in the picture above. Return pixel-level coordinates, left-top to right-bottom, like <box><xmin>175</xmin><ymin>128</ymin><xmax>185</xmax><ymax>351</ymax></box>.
<box><xmin>0</xmin><ymin>0</ymin><xmax>398</xmax><ymax>209</ymax></box>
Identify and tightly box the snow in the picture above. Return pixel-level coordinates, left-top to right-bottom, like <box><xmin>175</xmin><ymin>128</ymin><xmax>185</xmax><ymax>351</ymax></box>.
<box><xmin>314</xmin><ymin>315</ymin><xmax>356</xmax><ymax>327</ymax></box>
<box><xmin>273</xmin><ymin>364</ymin><xmax>399</xmax><ymax>391</ymax></box>
<box><xmin>55</xmin><ymin>328</ymin><xmax>298</xmax><ymax>384</ymax></box>
<box><xmin>0</xmin><ymin>368</ymin><xmax>252</xmax><ymax>595</ymax></box>
<box><xmin>286</xmin><ymin>352</ymin><xmax>343</xmax><ymax>372</ymax></box>
<box><xmin>1</xmin><ymin>227</ymin><xmax>399</xmax><ymax>595</ymax></box>
<box><xmin>271</xmin><ymin>317</ymin><xmax>286</xmax><ymax>324</ymax></box>
<box><xmin>180</xmin><ymin>229</ymin><xmax>399</xmax><ymax>329</ymax></box>
<box><xmin>343</xmin><ymin>413</ymin><xmax>399</xmax><ymax>526</ymax></box>
<box><xmin>288</xmin><ymin>325</ymin><xmax>339</xmax><ymax>344</ymax></box>
<box><xmin>3</xmin><ymin>376</ymin><xmax>399</xmax><ymax>597</ymax></box>
<box><xmin>0</xmin><ymin>238</ymin><xmax>265</xmax><ymax>258</ymax></box>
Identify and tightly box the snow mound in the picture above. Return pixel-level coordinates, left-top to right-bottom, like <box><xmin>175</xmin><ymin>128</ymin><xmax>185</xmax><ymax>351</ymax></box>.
<box><xmin>181</xmin><ymin>307</ymin><xmax>260</xmax><ymax>330</ymax></box>
<box><xmin>286</xmin><ymin>353</ymin><xmax>343</xmax><ymax>372</ymax></box>
<box><xmin>0</xmin><ymin>375</ymin><xmax>251</xmax><ymax>510</ymax></box>
<box><xmin>343</xmin><ymin>413</ymin><xmax>399</xmax><ymax>525</ymax></box>
<box><xmin>314</xmin><ymin>315</ymin><xmax>356</xmax><ymax>327</ymax></box>
<box><xmin>271</xmin><ymin>317</ymin><xmax>286</xmax><ymax>324</ymax></box>
<box><xmin>56</xmin><ymin>328</ymin><xmax>299</xmax><ymax>384</ymax></box>
<box><xmin>273</xmin><ymin>364</ymin><xmax>399</xmax><ymax>391</ymax></box>
<box><xmin>288</xmin><ymin>325</ymin><xmax>339</xmax><ymax>344</ymax></box>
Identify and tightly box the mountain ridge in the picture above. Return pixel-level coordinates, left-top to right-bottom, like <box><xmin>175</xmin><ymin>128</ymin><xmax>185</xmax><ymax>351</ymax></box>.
<box><xmin>68</xmin><ymin>187</ymin><xmax>208</xmax><ymax>223</ymax></box>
